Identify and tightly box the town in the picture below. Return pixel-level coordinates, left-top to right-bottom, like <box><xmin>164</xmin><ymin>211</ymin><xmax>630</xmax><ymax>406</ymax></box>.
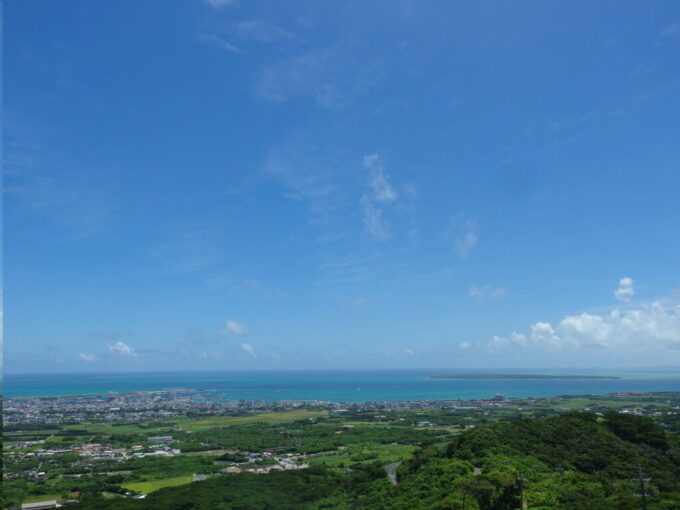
<box><xmin>4</xmin><ymin>390</ymin><xmax>680</xmax><ymax>508</ymax></box>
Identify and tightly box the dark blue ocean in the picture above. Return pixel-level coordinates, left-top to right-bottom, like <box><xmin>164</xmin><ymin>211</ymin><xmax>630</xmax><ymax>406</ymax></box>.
<box><xmin>4</xmin><ymin>369</ymin><xmax>680</xmax><ymax>402</ymax></box>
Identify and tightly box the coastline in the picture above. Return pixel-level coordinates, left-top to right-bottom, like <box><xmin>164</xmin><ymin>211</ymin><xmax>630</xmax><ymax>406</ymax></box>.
<box><xmin>4</xmin><ymin>369</ymin><xmax>680</xmax><ymax>401</ymax></box>
<box><xmin>429</xmin><ymin>374</ymin><xmax>621</xmax><ymax>380</ymax></box>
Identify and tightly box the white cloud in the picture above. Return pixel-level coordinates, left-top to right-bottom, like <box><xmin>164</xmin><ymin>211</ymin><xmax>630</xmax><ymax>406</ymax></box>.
<box><xmin>360</xmin><ymin>155</ymin><xmax>399</xmax><ymax>240</ymax></box>
<box><xmin>202</xmin><ymin>0</ymin><xmax>237</xmax><ymax>8</ymax></box>
<box><xmin>469</xmin><ymin>285</ymin><xmax>506</xmax><ymax>302</ymax></box>
<box><xmin>222</xmin><ymin>319</ymin><xmax>249</xmax><ymax>336</ymax></box>
<box><xmin>240</xmin><ymin>343</ymin><xmax>256</xmax><ymax>356</ymax></box>
<box><xmin>459</xmin><ymin>342</ymin><xmax>471</xmax><ymax>350</ymax></box>
<box><xmin>229</xmin><ymin>20</ymin><xmax>292</xmax><ymax>43</ymax></box>
<box><xmin>614</xmin><ymin>277</ymin><xmax>635</xmax><ymax>302</ymax></box>
<box><xmin>263</xmin><ymin>137</ymin><xmax>345</xmax><ymax>225</ymax></box>
<box><xmin>455</xmin><ymin>233</ymin><xmax>478</xmax><ymax>259</ymax></box>
<box><xmin>403</xmin><ymin>348</ymin><xmax>415</xmax><ymax>356</ymax></box>
<box><xmin>468</xmin><ymin>285</ymin><xmax>484</xmax><ymax>299</ymax></box>
<box><xmin>360</xmin><ymin>199</ymin><xmax>388</xmax><ymax>240</ymax></box>
<box><xmin>199</xmin><ymin>21</ymin><xmax>291</xmax><ymax>54</ymax></box>
<box><xmin>491</xmin><ymin>287</ymin><xmax>507</xmax><ymax>299</ymax></box>
<box><xmin>197</xmin><ymin>34</ymin><xmax>240</xmax><ymax>53</ymax></box>
<box><xmin>490</xmin><ymin>302</ymin><xmax>680</xmax><ymax>353</ymax></box>
<box><xmin>108</xmin><ymin>341</ymin><xmax>135</xmax><ymax>356</ymax></box>
<box><xmin>256</xmin><ymin>48</ymin><xmax>380</xmax><ymax>110</ymax></box>
<box><xmin>447</xmin><ymin>214</ymin><xmax>478</xmax><ymax>260</ymax></box>
<box><xmin>530</xmin><ymin>322</ymin><xmax>560</xmax><ymax>348</ymax></box>
<box><xmin>78</xmin><ymin>353</ymin><xmax>96</xmax><ymax>362</ymax></box>
<box><xmin>364</xmin><ymin>154</ymin><xmax>398</xmax><ymax>203</ymax></box>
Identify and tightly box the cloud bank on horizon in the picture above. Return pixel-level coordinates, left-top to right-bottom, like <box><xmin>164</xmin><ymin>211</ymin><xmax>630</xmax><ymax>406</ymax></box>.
<box><xmin>490</xmin><ymin>279</ymin><xmax>680</xmax><ymax>354</ymax></box>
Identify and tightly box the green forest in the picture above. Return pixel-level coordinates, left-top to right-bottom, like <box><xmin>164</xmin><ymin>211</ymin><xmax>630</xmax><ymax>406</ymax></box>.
<box><xmin>54</xmin><ymin>411</ymin><xmax>679</xmax><ymax>510</ymax></box>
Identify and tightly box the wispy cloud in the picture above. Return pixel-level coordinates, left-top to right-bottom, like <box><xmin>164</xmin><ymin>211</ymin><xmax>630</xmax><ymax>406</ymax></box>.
<box><xmin>360</xmin><ymin>154</ymin><xmax>399</xmax><ymax>240</ymax></box>
<box><xmin>229</xmin><ymin>20</ymin><xmax>293</xmax><ymax>43</ymax></box>
<box><xmin>148</xmin><ymin>222</ymin><xmax>219</xmax><ymax>274</ymax></box>
<box><xmin>614</xmin><ymin>277</ymin><xmax>635</xmax><ymax>303</ymax></box>
<box><xmin>221</xmin><ymin>319</ymin><xmax>249</xmax><ymax>335</ymax></box>
<box><xmin>384</xmin><ymin>347</ymin><xmax>417</xmax><ymax>360</ymax></box>
<box><xmin>469</xmin><ymin>285</ymin><xmax>506</xmax><ymax>302</ymax></box>
<box><xmin>78</xmin><ymin>353</ymin><xmax>96</xmax><ymax>362</ymax></box>
<box><xmin>256</xmin><ymin>47</ymin><xmax>381</xmax><ymax>110</ymax></box>
<box><xmin>108</xmin><ymin>341</ymin><xmax>135</xmax><ymax>356</ymax></box>
<box><xmin>4</xmin><ymin>140</ymin><xmax>114</xmax><ymax>239</ymax></box>
<box><xmin>445</xmin><ymin>214</ymin><xmax>479</xmax><ymax>260</ymax></box>
<box><xmin>202</xmin><ymin>0</ymin><xmax>238</xmax><ymax>8</ymax></box>
<box><xmin>197</xmin><ymin>34</ymin><xmax>241</xmax><ymax>53</ymax></box>
<box><xmin>240</xmin><ymin>343</ymin><xmax>256</xmax><ymax>356</ymax></box>
<box><xmin>364</xmin><ymin>154</ymin><xmax>398</xmax><ymax>202</ymax></box>
<box><xmin>348</xmin><ymin>296</ymin><xmax>368</xmax><ymax>308</ymax></box>
<box><xmin>198</xmin><ymin>20</ymin><xmax>292</xmax><ymax>54</ymax></box>
<box><xmin>360</xmin><ymin>200</ymin><xmax>388</xmax><ymax>240</ymax></box>
<box><xmin>263</xmin><ymin>136</ymin><xmax>346</xmax><ymax>225</ymax></box>
<box><xmin>243</xmin><ymin>279</ymin><xmax>292</xmax><ymax>300</ymax></box>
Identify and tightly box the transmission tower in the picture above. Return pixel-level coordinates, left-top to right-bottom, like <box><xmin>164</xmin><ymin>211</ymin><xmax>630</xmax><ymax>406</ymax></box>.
<box><xmin>634</xmin><ymin>465</ymin><xmax>652</xmax><ymax>510</ymax></box>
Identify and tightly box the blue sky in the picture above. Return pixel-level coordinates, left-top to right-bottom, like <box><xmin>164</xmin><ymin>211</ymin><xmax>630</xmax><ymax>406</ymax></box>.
<box><xmin>4</xmin><ymin>0</ymin><xmax>680</xmax><ymax>373</ymax></box>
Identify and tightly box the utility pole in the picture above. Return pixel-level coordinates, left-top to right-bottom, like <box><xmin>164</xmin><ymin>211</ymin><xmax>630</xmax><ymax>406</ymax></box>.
<box><xmin>634</xmin><ymin>465</ymin><xmax>651</xmax><ymax>510</ymax></box>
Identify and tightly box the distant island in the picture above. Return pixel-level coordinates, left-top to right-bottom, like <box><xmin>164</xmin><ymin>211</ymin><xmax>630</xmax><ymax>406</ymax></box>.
<box><xmin>430</xmin><ymin>374</ymin><xmax>621</xmax><ymax>380</ymax></box>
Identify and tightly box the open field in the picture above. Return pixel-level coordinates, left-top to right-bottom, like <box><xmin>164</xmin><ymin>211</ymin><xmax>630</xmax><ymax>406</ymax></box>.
<box><xmin>62</xmin><ymin>422</ymin><xmax>166</xmax><ymax>435</ymax></box>
<box><xmin>307</xmin><ymin>452</ymin><xmax>349</xmax><ymax>466</ymax></box>
<box><xmin>22</xmin><ymin>494</ymin><xmax>62</xmax><ymax>504</ymax></box>
<box><xmin>184</xmin><ymin>448</ymin><xmax>231</xmax><ymax>456</ymax></box>
<box><xmin>308</xmin><ymin>443</ymin><xmax>418</xmax><ymax>467</ymax></box>
<box><xmin>524</xmin><ymin>397</ymin><xmax>671</xmax><ymax>410</ymax></box>
<box><xmin>173</xmin><ymin>410</ymin><xmax>328</xmax><ymax>431</ymax></box>
<box><xmin>58</xmin><ymin>410</ymin><xmax>329</xmax><ymax>436</ymax></box>
<box><xmin>5</xmin><ymin>392</ymin><xmax>679</xmax><ymax>509</ymax></box>
<box><xmin>122</xmin><ymin>476</ymin><xmax>194</xmax><ymax>494</ymax></box>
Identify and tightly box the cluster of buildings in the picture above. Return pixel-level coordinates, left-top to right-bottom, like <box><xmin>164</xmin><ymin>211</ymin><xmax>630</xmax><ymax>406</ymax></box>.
<box><xmin>4</xmin><ymin>438</ymin><xmax>182</xmax><ymax>480</ymax></box>
<box><xmin>3</xmin><ymin>391</ymin><xmax>332</xmax><ymax>427</ymax></box>
<box><xmin>4</xmin><ymin>386</ymin><xmax>547</xmax><ymax>431</ymax></box>
<box><xmin>220</xmin><ymin>451</ymin><xmax>309</xmax><ymax>475</ymax></box>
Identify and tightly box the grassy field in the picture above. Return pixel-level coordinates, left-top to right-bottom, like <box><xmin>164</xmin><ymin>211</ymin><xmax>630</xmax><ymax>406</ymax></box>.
<box><xmin>22</xmin><ymin>494</ymin><xmax>62</xmax><ymax>504</ymax></box>
<box><xmin>308</xmin><ymin>443</ymin><xmax>418</xmax><ymax>467</ymax></box>
<box><xmin>184</xmin><ymin>448</ymin><xmax>232</xmax><ymax>456</ymax></box>
<box><xmin>358</xmin><ymin>443</ymin><xmax>418</xmax><ymax>462</ymax></box>
<box><xmin>122</xmin><ymin>475</ymin><xmax>194</xmax><ymax>494</ymax></box>
<box><xmin>61</xmin><ymin>410</ymin><xmax>329</xmax><ymax>436</ymax></box>
<box><xmin>173</xmin><ymin>410</ymin><xmax>328</xmax><ymax>431</ymax></box>
<box><xmin>308</xmin><ymin>452</ymin><xmax>350</xmax><ymax>466</ymax></box>
<box><xmin>63</xmin><ymin>421</ymin><xmax>158</xmax><ymax>435</ymax></box>
<box><xmin>527</xmin><ymin>397</ymin><xmax>663</xmax><ymax>410</ymax></box>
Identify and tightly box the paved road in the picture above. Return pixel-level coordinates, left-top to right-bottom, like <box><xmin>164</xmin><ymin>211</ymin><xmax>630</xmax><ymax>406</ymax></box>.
<box><xmin>385</xmin><ymin>461</ymin><xmax>401</xmax><ymax>486</ymax></box>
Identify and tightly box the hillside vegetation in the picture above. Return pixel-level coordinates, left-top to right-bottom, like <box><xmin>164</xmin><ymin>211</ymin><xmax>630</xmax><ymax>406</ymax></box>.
<box><xmin>66</xmin><ymin>412</ymin><xmax>680</xmax><ymax>510</ymax></box>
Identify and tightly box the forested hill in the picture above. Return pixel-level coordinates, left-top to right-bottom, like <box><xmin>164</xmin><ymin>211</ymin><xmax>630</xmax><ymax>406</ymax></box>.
<box><xmin>353</xmin><ymin>411</ymin><xmax>680</xmax><ymax>509</ymax></box>
<box><xmin>70</xmin><ymin>412</ymin><xmax>680</xmax><ymax>510</ymax></box>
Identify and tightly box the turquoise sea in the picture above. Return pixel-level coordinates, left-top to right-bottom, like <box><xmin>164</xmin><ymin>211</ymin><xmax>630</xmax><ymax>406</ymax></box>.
<box><xmin>4</xmin><ymin>369</ymin><xmax>680</xmax><ymax>402</ymax></box>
